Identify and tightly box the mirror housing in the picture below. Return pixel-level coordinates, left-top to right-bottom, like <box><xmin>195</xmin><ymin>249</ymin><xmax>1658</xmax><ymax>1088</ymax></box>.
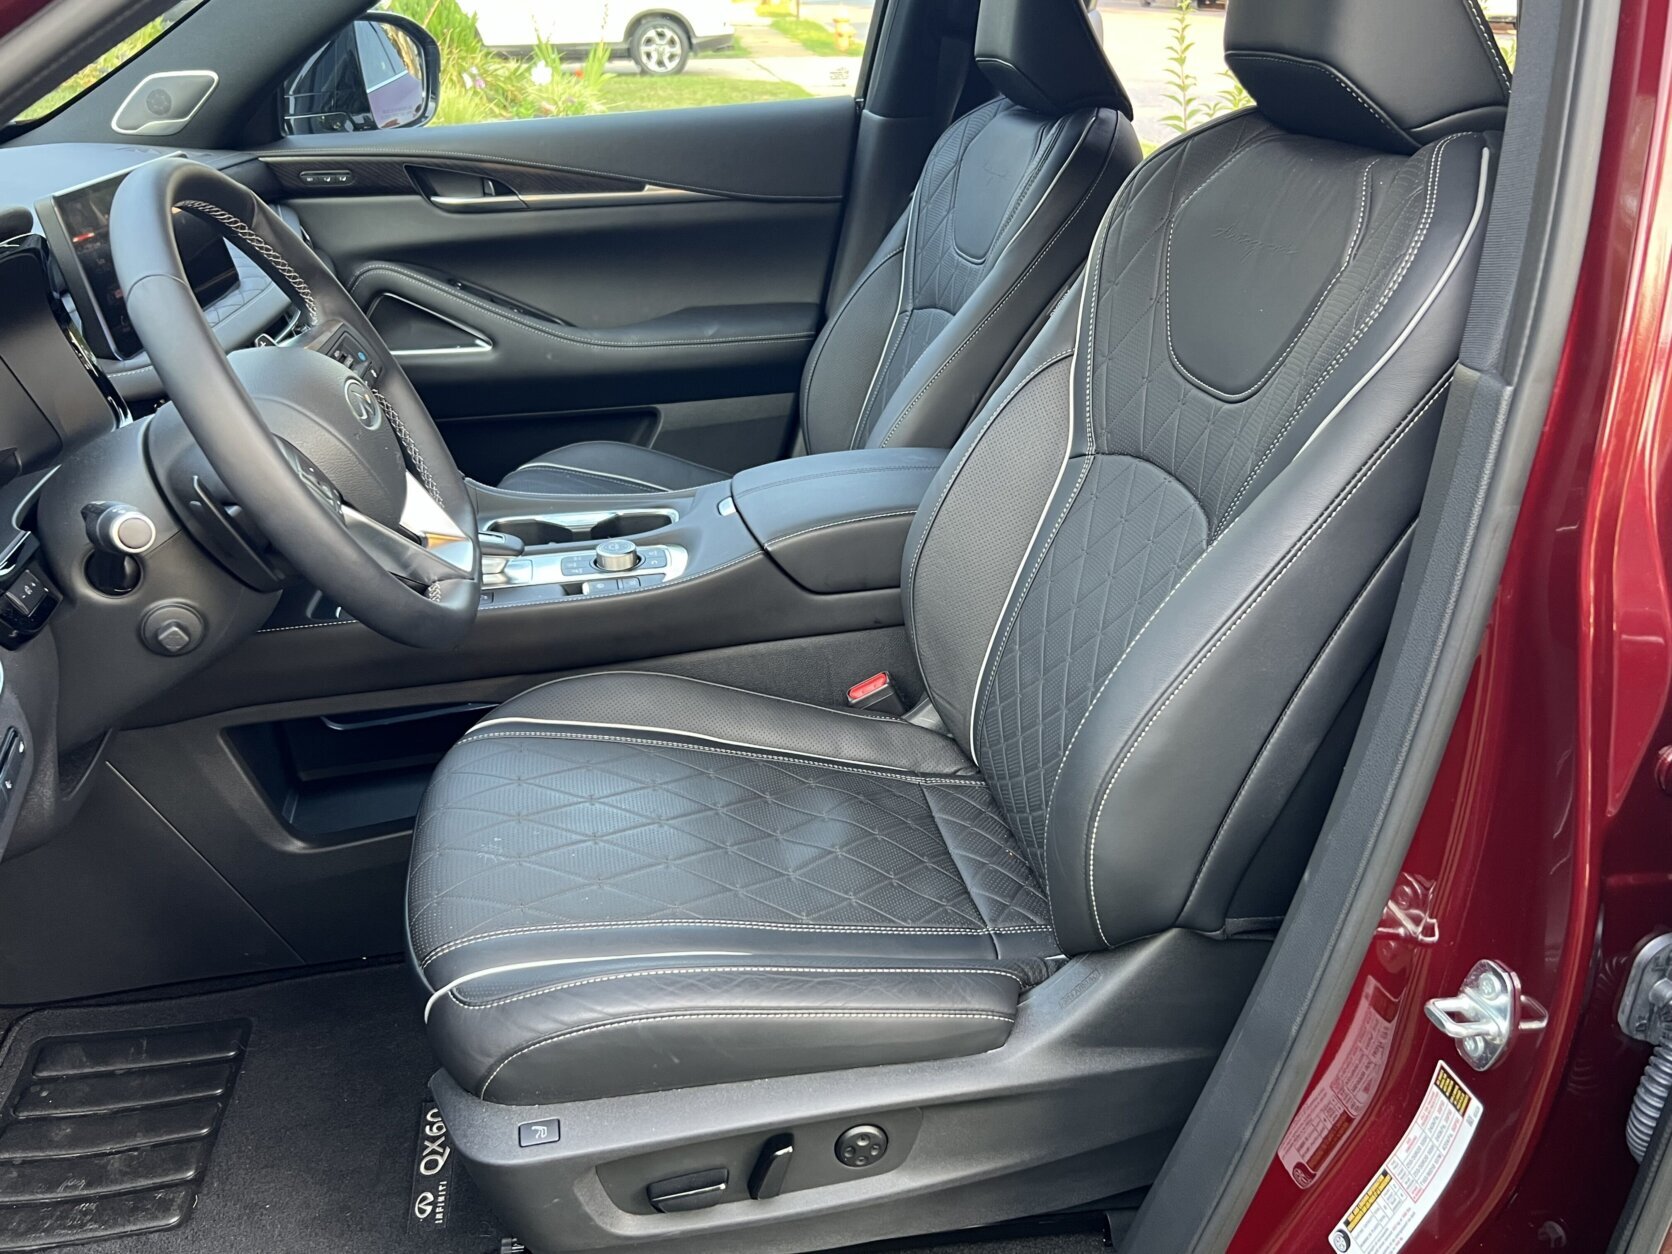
<box><xmin>282</xmin><ymin>13</ymin><xmax>439</xmax><ymax>136</ymax></box>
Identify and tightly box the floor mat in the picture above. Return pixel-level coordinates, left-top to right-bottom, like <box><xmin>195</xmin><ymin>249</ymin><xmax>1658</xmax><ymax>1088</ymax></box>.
<box><xmin>0</xmin><ymin>966</ymin><xmax>504</xmax><ymax>1254</ymax></box>
<box><xmin>0</xmin><ymin>1020</ymin><xmax>247</xmax><ymax>1250</ymax></box>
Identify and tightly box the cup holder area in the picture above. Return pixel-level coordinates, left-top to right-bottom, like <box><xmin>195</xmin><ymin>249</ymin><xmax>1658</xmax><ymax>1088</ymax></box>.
<box><xmin>593</xmin><ymin>512</ymin><xmax>674</xmax><ymax>540</ymax></box>
<box><xmin>488</xmin><ymin>508</ymin><xmax>677</xmax><ymax>549</ymax></box>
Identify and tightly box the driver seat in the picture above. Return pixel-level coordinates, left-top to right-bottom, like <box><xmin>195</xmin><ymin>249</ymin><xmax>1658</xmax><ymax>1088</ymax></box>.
<box><xmin>409</xmin><ymin>0</ymin><xmax>1507</xmax><ymax>1233</ymax></box>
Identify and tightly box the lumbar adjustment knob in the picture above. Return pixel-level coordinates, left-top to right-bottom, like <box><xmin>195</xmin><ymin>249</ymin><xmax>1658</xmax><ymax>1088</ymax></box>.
<box><xmin>592</xmin><ymin>538</ymin><xmax>641</xmax><ymax>573</ymax></box>
<box><xmin>834</xmin><ymin>1124</ymin><xmax>888</xmax><ymax>1169</ymax></box>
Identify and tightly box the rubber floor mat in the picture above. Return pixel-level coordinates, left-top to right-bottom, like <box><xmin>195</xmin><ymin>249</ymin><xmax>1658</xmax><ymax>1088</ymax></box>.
<box><xmin>0</xmin><ymin>1022</ymin><xmax>245</xmax><ymax>1250</ymax></box>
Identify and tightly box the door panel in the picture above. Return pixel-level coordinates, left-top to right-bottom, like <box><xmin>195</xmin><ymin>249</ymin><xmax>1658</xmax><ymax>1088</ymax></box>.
<box><xmin>261</xmin><ymin>98</ymin><xmax>856</xmax><ymax>478</ymax></box>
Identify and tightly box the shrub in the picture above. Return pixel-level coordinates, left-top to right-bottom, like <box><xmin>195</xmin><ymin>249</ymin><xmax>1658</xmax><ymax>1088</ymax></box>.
<box><xmin>381</xmin><ymin>0</ymin><xmax>604</xmax><ymax>123</ymax></box>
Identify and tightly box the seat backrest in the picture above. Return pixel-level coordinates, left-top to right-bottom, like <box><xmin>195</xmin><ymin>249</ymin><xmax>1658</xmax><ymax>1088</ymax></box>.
<box><xmin>903</xmin><ymin>0</ymin><xmax>1509</xmax><ymax>954</ymax></box>
<box><xmin>797</xmin><ymin>0</ymin><xmax>1140</xmax><ymax>458</ymax></box>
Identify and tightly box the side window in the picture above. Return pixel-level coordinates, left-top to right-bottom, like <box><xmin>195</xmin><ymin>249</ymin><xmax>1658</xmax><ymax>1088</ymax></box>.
<box><xmin>377</xmin><ymin>0</ymin><xmax>865</xmax><ymax>123</ymax></box>
<box><xmin>1086</xmin><ymin>0</ymin><xmax>1515</xmax><ymax>154</ymax></box>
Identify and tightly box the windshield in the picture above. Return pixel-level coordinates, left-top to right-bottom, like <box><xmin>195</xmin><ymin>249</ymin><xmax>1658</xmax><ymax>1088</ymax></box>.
<box><xmin>13</xmin><ymin>0</ymin><xmax>207</xmax><ymax>124</ymax></box>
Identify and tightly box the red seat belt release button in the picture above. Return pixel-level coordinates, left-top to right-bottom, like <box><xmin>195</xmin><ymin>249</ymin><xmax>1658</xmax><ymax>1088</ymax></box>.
<box><xmin>846</xmin><ymin>672</ymin><xmax>905</xmax><ymax>715</ymax></box>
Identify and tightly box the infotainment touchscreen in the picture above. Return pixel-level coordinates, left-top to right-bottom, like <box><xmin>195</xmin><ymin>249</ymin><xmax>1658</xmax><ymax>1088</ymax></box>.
<box><xmin>36</xmin><ymin>158</ymin><xmax>238</xmax><ymax>361</ymax></box>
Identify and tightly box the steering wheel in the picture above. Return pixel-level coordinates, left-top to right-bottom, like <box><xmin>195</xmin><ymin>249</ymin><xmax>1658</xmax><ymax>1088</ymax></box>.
<box><xmin>109</xmin><ymin>158</ymin><xmax>479</xmax><ymax>649</ymax></box>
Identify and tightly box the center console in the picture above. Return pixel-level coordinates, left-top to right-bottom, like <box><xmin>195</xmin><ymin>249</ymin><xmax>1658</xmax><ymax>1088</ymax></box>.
<box><xmin>468</xmin><ymin>448</ymin><xmax>946</xmax><ymax>607</ymax></box>
<box><xmin>154</xmin><ymin>448</ymin><xmax>948</xmax><ymax>723</ymax></box>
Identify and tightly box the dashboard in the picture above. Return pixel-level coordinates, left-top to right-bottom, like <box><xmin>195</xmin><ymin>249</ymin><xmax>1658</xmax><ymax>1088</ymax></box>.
<box><xmin>0</xmin><ymin>142</ymin><xmax>303</xmax><ymax>404</ymax></box>
<box><xmin>34</xmin><ymin>156</ymin><xmax>240</xmax><ymax>360</ymax></box>
<box><xmin>0</xmin><ymin>142</ymin><xmax>314</xmax><ymax>865</ymax></box>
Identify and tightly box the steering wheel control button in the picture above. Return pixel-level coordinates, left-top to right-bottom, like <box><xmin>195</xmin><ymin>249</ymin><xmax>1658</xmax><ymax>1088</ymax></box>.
<box><xmin>748</xmin><ymin>1133</ymin><xmax>795</xmax><ymax>1200</ymax></box>
<box><xmin>516</xmin><ymin>1120</ymin><xmax>560</xmax><ymax>1148</ymax></box>
<box><xmin>139</xmin><ymin>602</ymin><xmax>206</xmax><ymax>657</ymax></box>
<box><xmin>592</xmin><ymin>539</ymin><xmax>641</xmax><ymax>573</ymax></box>
<box><xmin>835</xmin><ymin>1125</ymin><xmax>888</xmax><ymax>1169</ymax></box>
<box><xmin>82</xmin><ymin>502</ymin><xmax>157</xmax><ymax>555</ymax></box>
<box><xmin>4</xmin><ymin>569</ymin><xmax>50</xmax><ymax>618</ymax></box>
<box><xmin>646</xmin><ymin>1168</ymin><xmax>729</xmax><ymax>1214</ymax></box>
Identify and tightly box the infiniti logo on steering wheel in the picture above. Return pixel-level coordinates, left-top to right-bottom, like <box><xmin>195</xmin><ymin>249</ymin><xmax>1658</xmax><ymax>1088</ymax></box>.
<box><xmin>344</xmin><ymin>377</ymin><xmax>381</xmax><ymax>431</ymax></box>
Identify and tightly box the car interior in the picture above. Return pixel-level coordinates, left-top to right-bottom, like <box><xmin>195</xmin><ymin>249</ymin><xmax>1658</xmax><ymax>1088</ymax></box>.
<box><xmin>0</xmin><ymin>0</ymin><xmax>1579</xmax><ymax>1247</ymax></box>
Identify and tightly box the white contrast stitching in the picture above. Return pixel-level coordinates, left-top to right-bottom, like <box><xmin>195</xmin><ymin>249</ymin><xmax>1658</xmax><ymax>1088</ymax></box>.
<box><xmin>1164</xmin><ymin>160</ymin><xmax>1372</xmax><ymax>402</ymax></box>
<box><xmin>1082</xmin><ymin>368</ymin><xmax>1450</xmax><ymax>944</ymax></box>
<box><xmin>450</xmin><ymin>964</ymin><xmax>1025</xmax><ymax>1011</ymax></box>
<box><xmin>426</xmin><ymin>918</ymin><xmax>1053</xmax><ymax>966</ymax></box>
<box><xmin>1215</xmin><ymin>135</ymin><xmax>1458</xmax><ymax>533</ymax></box>
<box><xmin>1186</xmin><ymin>511</ymin><xmax>1426</xmax><ymax>913</ymax></box>
<box><xmin>454</xmin><ymin>728</ymin><xmax>988</xmax><ymax>784</ymax></box>
<box><xmin>179</xmin><ymin>200</ymin><xmax>319</xmax><ymax>323</ymax></box>
<box><xmin>876</xmin><ymin>121</ymin><xmax>1125</xmax><ymax>450</ymax></box>
<box><xmin>480</xmin><ymin>1009</ymin><xmax>1015</xmax><ymax>1097</ymax></box>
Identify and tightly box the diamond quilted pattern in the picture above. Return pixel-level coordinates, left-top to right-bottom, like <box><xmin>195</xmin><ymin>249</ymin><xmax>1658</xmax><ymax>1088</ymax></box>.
<box><xmin>408</xmin><ymin>732</ymin><xmax>1051</xmax><ymax>967</ymax></box>
<box><xmin>854</xmin><ymin>100</ymin><xmax>1070</xmax><ymax>446</ymax></box>
<box><xmin>1084</xmin><ymin>119</ymin><xmax>1454</xmax><ymax>532</ymax></box>
<box><xmin>961</xmin><ymin>116</ymin><xmax>1458</xmax><ymax>892</ymax></box>
<box><xmin>975</xmin><ymin>457</ymin><xmax>1207</xmax><ymax>867</ymax></box>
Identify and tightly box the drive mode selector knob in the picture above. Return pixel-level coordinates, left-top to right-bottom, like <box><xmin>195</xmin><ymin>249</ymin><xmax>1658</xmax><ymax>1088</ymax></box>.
<box><xmin>592</xmin><ymin>539</ymin><xmax>641</xmax><ymax>573</ymax></box>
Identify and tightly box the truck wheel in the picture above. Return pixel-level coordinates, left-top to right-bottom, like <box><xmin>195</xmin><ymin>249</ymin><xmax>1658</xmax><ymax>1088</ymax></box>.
<box><xmin>631</xmin><ymin>18</ymin><xmax>690</xmax><ymax>75</ymax></box>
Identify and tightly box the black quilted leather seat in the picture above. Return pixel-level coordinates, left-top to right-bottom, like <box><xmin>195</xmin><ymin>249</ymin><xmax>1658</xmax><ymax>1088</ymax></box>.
<box><xmin>409</xmin><ymin>673</ymin><xmax>1056</xmax><ymax>1103</ymax></box>
<box><xmin>411</xmin><ymin>0</ymin><xmax>1510</xmax><ymax>1108</ymax></box>
<box><xmin>497</xmin><ymin>0</ymin><xmax>1140</xmax><ymax>496</ymax></box>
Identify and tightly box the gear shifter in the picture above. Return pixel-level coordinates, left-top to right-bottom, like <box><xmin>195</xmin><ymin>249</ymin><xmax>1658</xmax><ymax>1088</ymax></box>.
<box><xmin>478</xmin><ymin>530</ymin><xmax>525</xmax><ymax>579</ymax></box>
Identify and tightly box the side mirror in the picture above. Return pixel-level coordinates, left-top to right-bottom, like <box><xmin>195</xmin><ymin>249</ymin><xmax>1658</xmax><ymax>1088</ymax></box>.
<box><xmin>282</xmin><ymin>13</ymin><xmax>439</xmax><ymax>136</ymax></box>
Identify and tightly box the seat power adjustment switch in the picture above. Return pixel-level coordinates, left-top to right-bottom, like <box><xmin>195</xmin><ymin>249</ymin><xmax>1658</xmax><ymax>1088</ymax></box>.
<box><xmin>646</xmin><ymin>1167</ymin><xmax>728</xmax><ymax>1213</ymax></box>
<box><xmin>748</xmin><ymin>1133</ymin><xmax>794</xmax><ymax>1200</ymax></box>
<box><xmin>835</xmin><ymin>1124</ymin><xmax>888</xmax><ymax>1169</ymax></box>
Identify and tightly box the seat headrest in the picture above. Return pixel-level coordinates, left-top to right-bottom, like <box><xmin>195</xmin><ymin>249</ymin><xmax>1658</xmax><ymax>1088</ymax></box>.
<box><xmin>976</xmin><ymin>0</ymin><xmax>1134</xmax><ymax>119</ymax></box>
<box><xmin>1225</xmin><ymin>0</ymin><xmax>1510</xmax><ymax>153</ymax></box>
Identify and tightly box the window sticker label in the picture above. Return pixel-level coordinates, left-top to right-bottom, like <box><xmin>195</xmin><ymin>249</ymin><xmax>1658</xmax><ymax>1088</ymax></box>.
<box><xmin>1327</xmin><ymin>1062</ymin><xmax>1482</xmax><ymax>1253</ymax></box>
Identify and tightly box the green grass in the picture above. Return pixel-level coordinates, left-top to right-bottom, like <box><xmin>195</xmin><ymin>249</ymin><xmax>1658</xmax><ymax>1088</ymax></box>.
<box><xmin>15</xmin><ymin>18</ymin><xmax>167</xmax><ymax>121</ymax></box>
<box><xmin>770</xmin><ymin>16</ymin><xmax>864</xmax><ymax>57</ymax></box>
<box><xmin>598</xmin><ymin>76</ymin><xmax>808</xmax><ymax>111</ymax></box>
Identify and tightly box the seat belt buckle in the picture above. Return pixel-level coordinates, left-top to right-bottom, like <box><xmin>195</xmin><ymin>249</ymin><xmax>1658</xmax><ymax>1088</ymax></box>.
<box><xmin>846</xmin><ymin>671</ymin><xmax>906</xmax><ymax>716</ymax></box>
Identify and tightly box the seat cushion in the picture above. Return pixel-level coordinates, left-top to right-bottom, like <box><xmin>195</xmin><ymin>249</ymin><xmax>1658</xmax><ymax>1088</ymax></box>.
<box><xmin>497</xmin><ymin>440</ymin><xmax>724</xmax><ymax>496</ymax></box>
<box><xmin>408</xmin><ymin>672</ymin><xmax>1056</xmax><ymax>1104</ymax></box>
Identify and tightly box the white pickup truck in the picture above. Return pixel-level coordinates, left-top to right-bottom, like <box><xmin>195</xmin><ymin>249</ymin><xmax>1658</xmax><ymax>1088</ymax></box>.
<box><xmin>469</xmin><ymin>1</ymin><xmax>736</xmax><ymax>74</ymax></box>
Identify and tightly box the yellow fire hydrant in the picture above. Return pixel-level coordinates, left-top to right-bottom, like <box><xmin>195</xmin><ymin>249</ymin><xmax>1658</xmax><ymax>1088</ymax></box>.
<box><xmin>832</xmin><ymin>6</ymin><xmax>854</xmax><ymax>53</ymax></box>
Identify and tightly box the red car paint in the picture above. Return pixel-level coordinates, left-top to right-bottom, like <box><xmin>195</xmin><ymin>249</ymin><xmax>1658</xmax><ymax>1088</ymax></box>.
<box><xmin>1229</xmin><ymin>0</ymin><xmax>1672</xmax><ymax>1247</ymax></box>
<box><xmin>0</xmin><ymin>0</ymin><xmax>1665</xmax><ymax>1247</ymax></box>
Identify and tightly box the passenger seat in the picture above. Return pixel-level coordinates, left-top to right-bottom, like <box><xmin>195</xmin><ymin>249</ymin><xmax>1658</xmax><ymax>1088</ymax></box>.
<box><xmin>498</xmin><ymin>0</ymin><xmax>1141</xmax><ymax>496</ymax></box>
